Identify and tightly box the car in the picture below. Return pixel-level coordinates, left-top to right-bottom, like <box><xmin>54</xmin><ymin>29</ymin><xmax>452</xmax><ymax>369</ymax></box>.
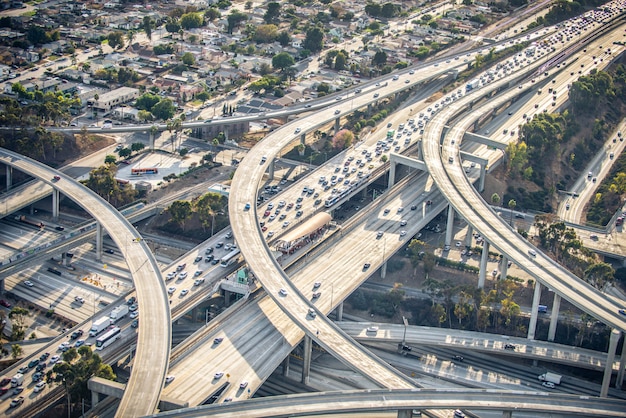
<box><xmin>455</xmin><ymin>241</ymin><xmax>462</xmax><ymax>247</ymax></box>
<box><xmin>260</xmin><ymin>156</ymin><xmax>267</xmax><ymax>164</ymax></box>
<box><xmin>104</xmin><ymin>249</ymin><xmax>115</xmax><ymax>254</ymax></box>
<box><xmin>504</xmin><ymin>343</ymin><xmax>516</xmax><ymax>350</ymax></box>
<box><xmin>130</xmin><ymin>311</ymin><xmax>139</xmax><ymax>319</ymax></box>
<box><xmin>23</xmin><ymin>281</ymin><xmax>34</xmax><ymax>287</ymax></box>
<box><xmin>239</xmin><ymin>381</ymin><xmax>248</xmax><ymax>389</ymax></box>
<box><xmin>18</xmin><ymin>366</ymin><xmax>29</xmax><ymax>374</ymax></box>
<box><xmin>515</xmin><ymin>213</ymin><xmax>525</xmax><ymax>219</ymax></box>
<box><xmin>9</xmin><ymin>396</ymin><xmax>24</xmax><ymax>408</ymax></box>
<box><xmin>377</xmin><ymin>231</ymin><xmax>384</xmax><ymax>238</ymax></box>
<box><xmin>194</xmin><ymin>256</ymin><xmax>202</xmax><ymax>263</ymax></box>
<box><xmin>308</xmin><ymin>308</ymin><xmax>317</xmax><ymax>318</ymax></box>
<box><xmin>0</xmin><ymin>300</ymin><xmax>11</xmax><ymax>308</ymax></box>
<box><xmin>619</xmin><ymin>309</ymin><xmax>626</xmax><ymax>316</ymax></box>
<box><xmin>49</xmin><ymin>355</ymin><xmax>60</xmax><ymax>364</ymax></box>
<box><xmin>444</xmin><ymin>245</ymin><xmax>451</xmax><ymax>251</ymax></box>
<box><xmin>225</xmin><ymin>231</ymin><xmax>233</xmax><ymax>239</ymax></box>
<box><xmin>0</xmin><ymin>377</ymin><xmax>10</xmax><ymax>387</ymax></box>
<box><xmin>400</xmin><ymin>219</ymin><xmax>407</xmax><ymax>226</ymax></box>
<box><xmin>453</xmin><ymin>410</ymin><xmax>466</xmax><ymax>418</ymax></box>
<box><xmin>131</xmin><ymin>319</ymin><xmax>139</xmax><ymax>328</ymax></box>
<box><xmin>282</xmin><ymin>221</ymin><xmax>290</xmax><ymax>228</ymax></box>
<box><xmin>166</xmin><ymin>272</ymin><xmax>177</xmax><ymax>280</ymax></box>
<box><xmin>452</xmin><ymin>355</ymin><xmax>464</xmax><ymax>362</ymax></box>
<box><xmin>211</xmin><ymin>259</ymin><xmax>220</xmax><ymax>265</ymax></box>
<box><xmin>179</xmin><ymin>271</ymin><xmax>188</xmax><ymax>280</ymax></box>
<box><xmin>542</xmin><ymin>381</ymin><xmax>556</xmax><ymax>389</ymax></box>
<box><xmin>32</xmin><ymin>372</ymin><xmax>43</xmax><ymax>382</ymax></box>
<box><xmin>165</xmin><ymin>375</ymin><xmax>175</xmax><ymax>384</ymax></box>
<box><xmin>279</xmin><ymin>288</ymin><xmax>288</xmax><ymax>296</ymax></box>
<box><xmin>129</xmin><ymin>304</ymin><xmax>138</xmax><ymax>312</ymax></box>
<box><xmin>74</xmin><ymin>296</ymin><xmax>85</xmax><ymax>304</ymax></box>
<box><xmin>244</xmin><ymin>202</ymin><xmax>251</xmax><ymax>211</ymax></box>
<box><xmin>214</xmin><ymin>372</ymin><xmax>224</xmax><ymax>379</ymax></box>
<box><xmin>400</xmin><ymin>230</ymin><xmax>407</xmax><ymax>236</ymax></box>
<box><xmin>334</xmin><ymin>109</ymin><xmax>340</xmax><ymax>115</ymax></box>
<box><xmin>295</xmin><ymin>128</ymin><xmax>301</xmax><ymax>134</ymax></box>
<box><xmin>28</xmin><ymin>359</ymin><xmax>40</xmax><ymax>368</ymax></box>
<box><xmin>373</xmin><ymin>93</ymin><xmax>379</xmax><ymax>98</ymax></box>
<box><xmin>180</xmin><ymin>289</ymin><xmax>189</xmax><ymax>297</ymax></box>
<box><xmin>410</xmin><ymin>205</ymin><xmax>417</xmax><ymax>211</ymax></box>
<box><xmin>34</xmin><ymin>381</ymin><xmax>46</xmax><ymax>392</ymax></box>
<box><xmin>70</xmin><ymin>330</ymin><xmax>83</xmax><ymax>340</ymax></box>
<box><xmin>363</xmin><ymin>263</ymin><xmax>371</xmax><ymax>270</ymax></box>
<box><xmin>53</xmin><ymin>175</ymin><xmax>61</xmax><ymax>181</ymax></box>
<box><xmin>313</xmin><ymin>281</ymin><xmax>321</xmax><ymax>288</ymax></box>
<box><xmin>176</xmin><ymin>263</ymin><xmax>186</xmax><ymax>271</ymax></box>
<box><xmin>74</xmin><ymin>339</ymin><xmax>85</xmax><ymax>348</ymax></box>
<box><xmin>312</xmin><ymin>292</ymin><xmax>321</xmax><ymax>298</ymax></box>
<box><xmin>167</xmin><ymin>287</ymin><xmax>176</xmax><ymax>295</ymax></box>
<box><xmin>366</xmin><ymin>326</ymin><xmax>379</xmax><ymax>333</ymax></box>
<box><xmin>528</xmin><ymin>249</ymin><xmax>537</xmax><ymax>257</ymax></box>
<box><xmin>205</xmin><ymin>247</ymin><xmax>214</xmax><ymax>255</ymax></box>
<box><xmin>36</xmin><ymin>362</ymin><xmax>47</xmax><ymax>372</ymax></box>
<box><xmin>215</xmin><ymin>242</ymin><xmax>224</xmax><ymax>248</ymax></box>
<box><xmin>267</xmin><ymin>231</ymin><xmax>274</xmax><ymax>238</ymax></box>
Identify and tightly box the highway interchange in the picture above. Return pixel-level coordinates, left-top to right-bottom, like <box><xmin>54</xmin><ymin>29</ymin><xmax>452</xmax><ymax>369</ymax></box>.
<box><xmin>1</xmin><ymin>2</ymin><xmax>626</xmax><ymax>417</ymax></box>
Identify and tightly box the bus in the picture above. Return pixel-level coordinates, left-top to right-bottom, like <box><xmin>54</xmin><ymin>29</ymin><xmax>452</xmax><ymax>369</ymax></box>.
<box><xmin>220</xmin><ymin>249</ymin><xmax>241</xmax><ymax>268</ymax></box>
<box><xmin>96</xmin><ymin>326</ymin><xmax>121</xmax><ymax>351</ymax></box>
<box><xmin>387</xmin><ymin>129</ymin><xmax>395</xmax><ymax>138</ymax></box>
<box><xmin>131</xmin><ymin>167</ymin><xmax>159</xmax><ymax>175</ymax></box>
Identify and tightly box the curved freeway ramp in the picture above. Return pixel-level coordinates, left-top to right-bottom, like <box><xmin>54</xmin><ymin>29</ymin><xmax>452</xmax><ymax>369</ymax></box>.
<box><xmin>419</xmin><ymin>31</ymin><xmax>626</xmax><ymax>331</ymax></box>
<box><xmin>0</xmin><ymin>148</ymin><xmax>171</xmax><ymax>417</ymax></box>
<box><xmin>148</xmin><ymin>389</ymin><xmax>626</xmax><ymax>417</ymax></box>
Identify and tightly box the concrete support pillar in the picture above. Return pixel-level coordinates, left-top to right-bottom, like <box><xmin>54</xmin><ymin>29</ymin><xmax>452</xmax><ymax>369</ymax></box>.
<box><xmin>500</xmin><ymin>256</ymin><xmax>508</xmax><ymax>279</ymax></box>
<box><xmin>616</xmin><ymin>334</ymin><xmax>626</xmax><ymax>388</ymax></box>
<box><xmin>415</xmin><ymin>139</ymin><xmax>422</xmax><ymax>160</ymax></box>
<box><xmin>445</xmin><ymin>205</ymin><xmax>455</xmax><ymax>247</ymax></box>
<box><xmin>465</xmin><ymin>225</ymin><xmax>473</xmax><ymax>247</ymax></box>
<box><xmin>397</xmin><ymin>410</ymin><xmax>411</xmax><ymax>418</ymax></box>
<box><xmin>282</xmin><ymin>355</ymin><xmax>290</xmax><ymax>377</ymax></box>
<box><xmin>478</xmin><ymin>241</ymin><xmax>489</xmax><ymax>288</ymax></box>
<box><xmin>268</xmin><ymin>158</ymin><xmax>275</xmax><ymax>181</ymax></box>
<box><xmin>502</xmin><ymin>411</ymin><xmax>512</xmax><ymax>418</ymax></box>
<box><xmin>527</xmin><ymin>281</ymin><xmax>542</xmax><ymax>340</ymax></box>
<box><xmin>5</xmin><ymin>165</ymin><xmax>12</xmax><ymax>191</ymax></box>
<box><xmin>0</xmin><ymin>280</ymin><xmax>4</xmax><ymax>293</ymax></box>
<box><xmin>548</xmin><ymin>293</ymin><xmax>561</xmax><ymax>342</ymax></box>
<box><xmin>301</xmin><ymin>335</ymin><xmax>312</xmax><ymax>385</ymax></box>
<box><xmin>479</xmin><ymin>165</ymin><xmax>486</xmax><ymax>192</ymax></box>
<box><xmin>149</xmin><ymin>131</ymin><xmax>155</xmax><ymax>150</ymax></box>
<box><xmin>300</xmin><ymin>133</ymin><xmax>306</xmax><ymax>145</ymax></box>
<box><xmin>380</xmin><ymin>261</ymin><xmax>387</xmax><ymax>279</ymax></box>
<box><xmin>92</xmin><ymin>390</ymin><xmax>100</xmax><ymax>407</ymax></box>
<box><xmin>191</xmin><ymin>307</ymin><xmax>199</xmax><ymax>322</ymax></box>
<box><xmin>334</xmin><ymin>118</ymin><xmax>340</xmax><ymax>133</ymax></box>
<box><xmin>336</xmin><ymin>302</ymin><xmax>344</xmax><ymax>321</ymax></box>
<box><xmin>62</xmin><ymin>252</ymin><xmax>67</xmax><ymax>266</ymax></box>
<box><xmin>601</xmin><ymin>329</ymin><xmax>621</xmax><ymax>397</ymax></box>
<box><xmin>223</xmin><ymin>290</ymin><xmax>231</xmax><ymax>307</ymax></box>
<box><xmin>388</xmin><ymin>160</ymin><xmax>397</xmax><ymax>189</ymax></box>
<box><xmin>95</xmin><ymin>222</ymin><xmax>103</xmax><ymax>262</ymax></box>
<box><xmin>52</xmin><ymin>189</ymin><xmax>59</xmax><ymax>220</ymax></box>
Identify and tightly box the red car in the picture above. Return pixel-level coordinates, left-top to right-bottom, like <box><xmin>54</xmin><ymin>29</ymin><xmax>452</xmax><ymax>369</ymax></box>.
<box><xmin>0</xmin><ymin>378</ymin><xmax>11</xmax><ymax>387</ymax></box>
<box><xmin>0</xmin><ymin>300</ymin><xmax>11</xmax><ymax>308</ymax></box>
<box><xmin>263</xmin><ymin>210</ymin><xmax>271</xmax><ymax>217</ymax></box>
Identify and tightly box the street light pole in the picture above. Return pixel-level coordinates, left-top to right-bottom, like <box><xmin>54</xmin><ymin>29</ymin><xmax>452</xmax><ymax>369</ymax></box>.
<box><xmin>402</xmin><ymin>316</ymin><xmax>408</xmax><ymax>346</ymax></box>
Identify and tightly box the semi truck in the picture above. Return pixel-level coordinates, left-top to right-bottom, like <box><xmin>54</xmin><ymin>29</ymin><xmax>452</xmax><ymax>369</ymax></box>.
<box><xmin>109</xmin><ymin>305</ymin><xmax>129</xmax><ymax>323</ymax></box>
<box><xmin>465</xmin><ymin>79</ymin><xmax>480</xmax><ymax>92</ymax></box>
<box><xmin>538</xmin><ymin>372</ymin><xmax>562</xmax><ymax>385</ymax></box>
<box><xmin>89</xmin><ymin>316</ymin><xmax>111</xmax><ymax>337</ymax></box>
<box><xmin>10</xmin><ymin>373</ymin><xmax>24</xmax><ymax>387</ymax></box>
<box><xmin>14</xmin><ymin>215</ymin><xmax>44</xmax><ymax>229</ymax></box>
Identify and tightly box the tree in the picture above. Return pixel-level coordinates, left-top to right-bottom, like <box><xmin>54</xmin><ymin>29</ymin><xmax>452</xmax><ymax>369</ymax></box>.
<box><xmin>304</xmin><ymin>26</ymin><xmax>324</xmax><ymax>52</ymax></box>
<box><xmin>227</xmin><ymin>11</ymin><xmax>248</xmax><ymax>34</ymax></box>
<box><xmin>491</xmin><ymin>193</ymin><xmax>500</xmax><ymax>206</ymax></box>
<box><xmin>131</xmin><ymin>142</ymin><xmax>145</xmax><ymax>153</ymax></box>
<box><xmin>151</xmin><ymin>99</ymin><xmax>176</xmax><ymax>120</ymax></box>
<box><xmin>507</xmin><ymin>199</ymin><xmax>516</xmax><ymax>226</ymax></box>
<box><xmin>107</xmin><ymin>31</ymin><xmax>125</xmax><ymax>49</ymax></box>
<box><xmin>264</xmin><ymin>2</ymin><xmax>281</xmax><ymax>24</ymax></box>
<box><xmin>118</xmin><ymin>148</ymin><xmax>132</xmax><ymax>158</ymax></box>
<box><xmin>169</xmin><ymin>201</ymin><xmax>192</xmax><ymax>230</ymax></box>
<box><xmin>180</xmin><ymin>12</ymin><xmax>204</xmax><ymax>30</ymax></box>
<box><xmin>104</xmin><ymin>155</ymin><xmax>117</xmax><ymax>164</ymax></box>
<box><xmin>143</xmin><ymin>16</ymin><xmax>153</xmax><ymax>41</ymax></box>
<box><xmin>373</xmin><ymin>50</ymin><xmax>387</xmax><ymax>67</ymax></box>
<box><xmin>254</xmin><ymin>24</ymin><xmax>279</xmax><ymax>43</ymax></box>
<box><xmin>454</xmin><ymin>291</ymin><xmax>474</xmax><ymax>327</ymax></box>
<box><xmin>182</xmin><ymin>52</ymin><xmax>196</xmax><ymax>66</ymax></box>
<box><xmin>272</xmin><ymin>52</ymin><xmax>295</xmax><ymax>72</ymax></box>
<box><xmin>11</xmin><ymin>344</ymin><xmax>22</xmax><ymax>360</ymax></box>
<box><xmin>9</xmin><ymin>307</ymin><xmax>28</xmax><ymax>341</ymax></box>
<box><xmin>584</xmin><ymin>262</ymin><xmax>614</xmax><ymax>291</ymax></box>
<box><xmin>332</xmin><ymin>129</ymin><xmax>354</xmax><ymax>149</ymax></box>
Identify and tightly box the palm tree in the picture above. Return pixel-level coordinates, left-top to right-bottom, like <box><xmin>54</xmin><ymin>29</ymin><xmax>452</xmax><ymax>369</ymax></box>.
<box><xmin>508</xmin><ymin>199</ymin><xmax>516</xmax><ymax>226</ymax></box>
<box><xmin>127</xmin><ymin>30</ymin><xmax>135</xmax><ymax>49</ymax></box>
<box><xmin>491</xmin><ymin>193</ymin><xmax>500</xmax><ymax>207</ymax></box>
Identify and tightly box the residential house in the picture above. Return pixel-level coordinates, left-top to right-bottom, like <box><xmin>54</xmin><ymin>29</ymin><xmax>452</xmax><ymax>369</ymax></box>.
<box><xmin>90</xmin><ymin>86</ymin><xmax>139</xmax><ymax>113</ymax></box>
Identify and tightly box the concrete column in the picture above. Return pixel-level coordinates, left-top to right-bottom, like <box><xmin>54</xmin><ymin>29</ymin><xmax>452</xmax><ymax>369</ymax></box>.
<box><xmin>527</xmin><ymin>281</ymin><xmax>542</xmax><ymax>340</ymax></box>
<box><xmin>5</xmin><ymin>165</ymin><xmax>12</xmax><ymax>191</ymax></box>
<box><xmin>502</xmin><ymin>411</ymin><xmax>512</xmax><ymax>418</ymax></box>
<box><xmin>380</xmin><ymin>261</ymin><xmax>387</xmax><ymax>279</ymax></box>
<box><xmin>334</xmin><ymin>118</ymin><xmax>340</xmax><ymax>133</ymax></box>
<box><xmin>62</xmin><ymin>252</ymin><xmax>67</xmax><ymax>266</ymax></box>
<box><xmin>95</xmin><ymin>222</ymin><xmax>103</xmax><ymax>262</ymax></box>
<box><xmin>300</xmin><ymin>133</ymin><xmax>306</xmax><ymax>145</ymax></box>
<box><xmin>149</xmin><ymin>131</ymin><xmax>155</xmax><ymax>150</ymax></box>
<box><xmin>548</xmin><ymin>293</ymin><xmax>561</xmax><ymax>342</ymax></box>
<box><xmin>0</xmin><ymin>279</ymin><xmax>4</xmax><ymax>293</ymax></box>
<box><xmin>52</xmin><ymin>189</ymin><xmax>59</xmax><ymax>220</ymax></box>
<box><xmin>92</xmin><ymin>390</ymin><xmax>99</xmax><ymax>407</ymax></box>
<box><xmin>223</xmin><ymin>290</ymin><xmax>231</xmax><ymax>307</ymax></box>
<box><xmin>500</xmin><ymin>256</ymin><xmax>508</xmax><ymax>279</ymax></box>
<box><xmin>445</xmin><ymin>205</ymin><xmax>455</xmax><ymax>247</ymax></box>
<box><xmin>336</xmin><ymin>302</ymin><xmax>344</xmax><ymax>321</ymax></box>
<box><xmin>601</xmin><ymin>329</ymin><xmax>621</xmax><ymax>397</ymax></box>
<box><xmin>301</xmin><ymin>335</ymin><xmax>312</xmax><ymax>385</ymax></box>
<box><xmin>415</xmin><ymin>139</ymin><xmax>422</xmax><ymax>160</ymax></box>
<box><xmin>397</xmin><ymin>410</ymin><xmax>411</xmax><ymax>418</ymax></box>
<box><xmin>388</xmin><ymin>159</ymin><xmax>396</xmax><ymax>188</ymax></box>
<box><xmin>282</xmin><ymin>355</ymin><xmax>290</xmax><ymax>376</ymax></box>
<box><xmin>191</xmin><ymin>307</ymin><xmax>199</xmax><ymax>322</ymax></box>
<box><xmin>616</xmin><ymin>334</ymin><xmax>626</xmax><ymax>388</ymax></box>
<box><xmin>479</xmin><ymin>165</ymin><xmax>486</xmax><ymax>192</ymax></box>
<box><xmin>268</xmin><ymin>159</ymin><xmax>275</xmax><ymax>181</ymax></box>
<box><xmin>478</xmin><ymin>241</ymin><xmax>489</xmax><ymax>288</ymax></box>
<box><xmin>465</xmin><ymin>225</ymin><xmax>473</xmax><ymax>247</ymax></box>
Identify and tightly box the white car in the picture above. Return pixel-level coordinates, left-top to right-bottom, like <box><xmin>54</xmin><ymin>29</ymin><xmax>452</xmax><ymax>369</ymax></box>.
<box><xmin>180</xmin><ymin>289</ymin><xmax>189</xmax><ymax>297</ymax></box>
<box><xmin>279</xmin><ymin>288</ymin><xmax>288</xmax><ymax>296</ymax></box>
<box><xmin>34</xmin><ymin>381</ymin><xmax>46</xmax><ymax>393</ymax></box>
<box><xmin>366</xmin><ymin>326</ymin><xmax>379</xmax><ymax>333</ymax></box>
<box><xmin>542</xmin><ymin>381</ymin><xmax>555</xmax><ymax>389</ymax></box>
<box><xmin>313</xmin><ymin>282</ymin><xmax>321</xmax><ymax>288</ymax></box>
<box><xmin>166</xmin><ymin>272</ymin><xmax>177</xmax><ymax>280</ymax></box>
<box><xmin>58</xmin><ymin>342</ymin><xmax>70</xmax><ymax>351</ymax></box>
<box><xmin>23</xmin><ymin>281</ymin><xmax>34</xmax><ymax>287</ymax></box>
<box><xmin>400</xmin><ymin>230</ymin><xmax>407</xmax><ymax>237</ymax></box>
<box><xmin>194</xmin><ymin>278</ymin><xmax>205</xmax><ymax>286</ymax></box>
<box><xmin>130</xmin><ymin>311</ymin><xmax>139</xmax><ymax>319</ymax></box>
<box><xmin>214</xmin><ymin>372</ymin><xmax>224</xmax><ymax>379</ymax></box>
<box><xmin>167</xmin><ymin>287</ymin><xmax>176</xmax><ymax>295</ymax></box>
<box><xmin>49</xmin><ymin>355</ymin><xmax>60</xmax><ymax>364</ymax></box>
<box><xmin>240</xmin><ymin>381</ymin><xmax>248</xmax><ymax>389</ymax></box>
<box><xmin>74</xmin><ymin>296</ymin><xmax>85</xmax><ymax>304</ymax></box>
<box><xmin>165</xmin><ymin>375</ymin><xmax>175</xmax><ymax>384</ymax></box>
<box><xmin>178</xmin><ymin>271</ymin><xmax>188</xmax><ymax>280</ymax></box>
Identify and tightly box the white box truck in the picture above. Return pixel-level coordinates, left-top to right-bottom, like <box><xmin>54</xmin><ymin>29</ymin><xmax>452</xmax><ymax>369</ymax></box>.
<box><xmin>109</xmin><ymin>305</ymin><xmax>129</xmax><ymax>323</ymax></box>
<box><xmin>10</xmin><ymin>373</ymin><xmax>24</xmax><ymax>387</ymax></box>
<box><xmin>89</xmin><ymin>317</ymin><xmax>110</xmax><ymax>337</ymax></box>
<box><xmin>538</xmin><ymin>372</ymin><xmax>562</xmax><ymax>385</ymax></box>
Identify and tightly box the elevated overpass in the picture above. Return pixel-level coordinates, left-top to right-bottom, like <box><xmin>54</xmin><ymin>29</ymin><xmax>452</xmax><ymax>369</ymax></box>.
<box><xmin>0</xmin><ymin>149</ymin><xmax>170</xmax><ymax>417</ymax></box>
